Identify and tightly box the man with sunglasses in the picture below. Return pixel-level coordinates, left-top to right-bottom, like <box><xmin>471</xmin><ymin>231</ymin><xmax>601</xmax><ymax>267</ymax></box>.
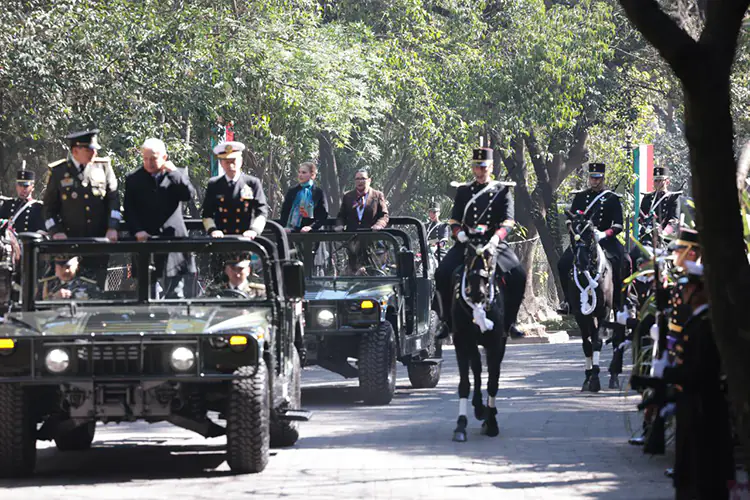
<box><xmin>202</xmin><ymin>141</ymin><xmax>268</xmax><ymax>239</ymax></box>
<box><xmin>557</xmin><ymin>162</ymin><xmax>625</xmax><ymax>315</ymax></box>
<box><xmin>434</xmin><ymin>146</ymin><xmax>525</xmax><ymax>339</ymax></box>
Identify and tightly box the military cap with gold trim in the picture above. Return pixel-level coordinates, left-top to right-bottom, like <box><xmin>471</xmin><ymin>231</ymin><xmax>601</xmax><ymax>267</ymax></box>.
<box><xmin>653</xmin><ymin>165</ymin><xmax>668</xmax><ymax>180</ymax></box>
<box><xmin>17</xmin><ymin>161</ymin><xmax>34</xmax><ymax>185</ymax></box>
<box><xmin>670</xmin><ymin>227</ymin><xmax>700</xmax><ymax>250</ymax></box>
<box><xmin>64</xmin><ymin>129</ymin><xmax>101</xmax><ymax>150</ymax></box>
<box><xmin>588</xmin><ymin>162</ymin><xmax>606</xmax><ymax>178</ymax></box>
<box><xmin>213</xmin><ymin>141</ymin><xmax>245</xmax><ymax>159</ymax></box>
<box><xmin>471</xmin><ymin>147</ymin><xmax>493</xmax><ymax>167</ymax></box>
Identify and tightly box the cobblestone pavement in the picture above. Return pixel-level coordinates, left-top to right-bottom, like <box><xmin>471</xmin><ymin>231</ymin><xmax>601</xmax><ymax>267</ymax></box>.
<box><xmin>0</xmin><ymin>340</ymin><xmax>675</xmax><ymax>500</ymax></box>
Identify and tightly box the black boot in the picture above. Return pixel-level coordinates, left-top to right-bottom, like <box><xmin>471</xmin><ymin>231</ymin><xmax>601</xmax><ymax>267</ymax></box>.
<box><xmin>481</xmin><ymin>406</ymin><xmax>499</xmax><ymax>437</ymax></box>
<box><xmin>508</xmin><ymin>324</ymin><xmax>525</xmax><ymax>338</ymax></box>
<box><xmin>589</xmin><ymin>366</ymin><xmax>601</xmax><ymax>393</ymax></box>
<box><xmin>582</xmin><ymin>369</ymin><xmax>592</xmax><ymax>392</ymax></box>
<box><xmin>436</xmin><ymin>321</ymin><xmax>451</xmax><ymax>340</ymax></box>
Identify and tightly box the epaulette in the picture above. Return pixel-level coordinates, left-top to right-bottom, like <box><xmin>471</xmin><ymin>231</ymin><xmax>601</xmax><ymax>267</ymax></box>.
<box><xmin>93</xmin><ymin>157</ymin><xmax>111</xmax><ymax>166</ymax></box>
<box><xmin>571</xmin><ymin>189</ymin><xmax>586</xmax><ymax>194</ymax></box>
<box><xmin>79</xmin><ymin>277</ymin><xmax>97</xmax><ymax>285</ymax></box>
<box><xmin>48</xmin><ymin>159</ymin><xmax>66</xmax><ymax>168</ymax></box>
<box><xmin>668</xmin><ymin>190</ymin><xmax>684</xmax><ymax>196</ymax></box>
<box><xmin>493</xmin><ymin>180</ymin><xmax>516</xmax><ymax>187</ymax></box>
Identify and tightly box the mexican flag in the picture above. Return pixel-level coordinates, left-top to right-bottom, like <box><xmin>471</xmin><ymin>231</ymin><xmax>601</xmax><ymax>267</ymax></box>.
<box><xmin>632</xmin><ymin>144</ymin><xmax>654</xmax><ymax>239</ymax></box>
<box><xmin>210</xmin><ymin>121</ymin><xmax>235</xmax><ymax>177</ymax></box>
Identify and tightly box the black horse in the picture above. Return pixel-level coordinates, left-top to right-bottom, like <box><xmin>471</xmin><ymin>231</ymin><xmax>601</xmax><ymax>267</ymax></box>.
<box><xmin>566</xmin><ymin>212</ymin><xmax>615</xmax><ymax>393</ymax></box>
<box><xmin>451</xmin><ymin>227</ymin><xmax>507</xmax><ymax>442</ymax></box>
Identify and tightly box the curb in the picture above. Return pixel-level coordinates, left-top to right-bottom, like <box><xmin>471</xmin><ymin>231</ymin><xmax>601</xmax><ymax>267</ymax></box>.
<box><xmin>508</xmin><ymin>330</ymin><xmax>570</xmax><ymax>345</ymax></box>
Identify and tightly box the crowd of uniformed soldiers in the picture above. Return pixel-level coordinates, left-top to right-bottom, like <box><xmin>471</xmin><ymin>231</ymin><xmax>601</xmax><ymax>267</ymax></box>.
<box><xmin>4</xmin><ymin>128</ymin><xmax>738</xmax><ymax>495</ymax></box>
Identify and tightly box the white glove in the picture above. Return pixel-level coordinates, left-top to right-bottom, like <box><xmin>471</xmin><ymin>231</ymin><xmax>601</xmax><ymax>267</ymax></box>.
<box><xmin>484</xmin><ymin>234</ymin><xmax>500</xmax><ymax>254</ymax></box>
<box><xmin>616</xmin><ymin>307</ymin><xmax>629</xmax><ymax>325</ymax></box>
<box><xmin>649</xmin><ymin>323</ymin><xmax>659</xmax><ymax>341</ymax></box>
<box><xmin>456</xmin><ymin>231</ymin><xmax>468</xmax><ymax>243</ymax></box>
<box><xmin>594</xmin><ymin>230</ymin><xmax>606</xmax><ymax>242</ymax></box>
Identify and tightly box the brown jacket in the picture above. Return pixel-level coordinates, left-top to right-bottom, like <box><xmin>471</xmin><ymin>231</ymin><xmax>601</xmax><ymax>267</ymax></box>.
<box><xmin>336</xmin><ymin>188</ymin><xmax>389</xmax><ymax>231</ymax></box>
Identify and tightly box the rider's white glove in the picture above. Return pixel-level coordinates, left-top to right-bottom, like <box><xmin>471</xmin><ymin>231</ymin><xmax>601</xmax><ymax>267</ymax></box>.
<box><xmin>456</xmin><ymin>231</ymin><xmax>468</xmax><ymax>244</ymax></box>
<box><xmin>616</xmin><ymin>307</ymin><xmax>629</xmax><ymax>325</ymax></box>
<box><xmin>484</xmin><ymin>234</ymin><xmax>500</xmax><ymax>254</ymax></box>
<box><xmin>594</xmin><ymin>230</ymin><xmax>606</xmax><ymax>242</ymax></box>
<box><xmin>649</xmin><ymin>322</ymin><xmax>659</xmax><ymax>341</ymax></box>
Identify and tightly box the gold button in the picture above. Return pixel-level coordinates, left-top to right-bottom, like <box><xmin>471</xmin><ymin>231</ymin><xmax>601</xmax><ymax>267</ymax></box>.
<box><xmin>85</xmin><ymin>206</ymin><xmax>90</xmax><ymax>211</ymax></box>
<box><xmin>236</xmin><ymin>208</ymin><xmax>240</xmax><ymax>213</ymax></box>
<box><xmin>84</xmin><ymin>194</ymin><xmax>89</xmax><ymax>199</ymax></box>
<box><xmin>236</xmin><ymin>219</ymin><xmax>240</xmax><ymax>223</ymax></box>
<box><xmin>62</xmin><ymin>194</ymin><xmax>68</xmax><ymax>201</ymax></box>
<box><xmin>223</xmin><ymin>219</ymin><xmax>228</xmax><ymax>223</ymax></box>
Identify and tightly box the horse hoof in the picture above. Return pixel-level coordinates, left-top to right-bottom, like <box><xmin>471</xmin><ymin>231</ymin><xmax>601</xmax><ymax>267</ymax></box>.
<box><xmin>609</xmin><ymin>376</ymin><xmax>620</xmax><ymax>390</ymax></box>
<box><xmin>589</xmin><ymin>375</ymin><xmax>601</xmax><ymax>393</ymax></box>
<box><xmin>481</xmin><ymin>418</ymin><xmax>499</xmax><ymax>438</ymax></box>
<box><xmin>581</xmin><ymin>369</ymin><xmax>592</xmax><ymax>392</ymax></box>
<box><xmin>452</xmin><ymin>430</ymin><xmax>467</xmax><ymax>442</ymax></box>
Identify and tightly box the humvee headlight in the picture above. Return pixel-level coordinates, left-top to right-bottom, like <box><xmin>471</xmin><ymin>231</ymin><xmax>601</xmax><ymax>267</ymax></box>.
<box><xmin>170</xmin><ymin>347</ymin><xmax>195</xmax><ymax>372</ymax></box>
<box><xmin>360</xmin><ymin>300</ymin><xmax>375</xmax><ymax>310</ymax></box>
<box><xmin>317</xmin><ymin>309</ymin><xmax>335</xmax><ymax>328</ymax></box>
<box><xmin>229</xmin><ymin>335</ymin><xmax>248</xmax><ymax>346</ymax></box>
<box><xmin>0</xmin><ymin>339</ymin><xmax>15</xmax><ymax>350</ymax></box>
<box><xmin>45</xmin><ymin>348</ymin><xmax>70</xmax><ymax>374</ymax></box>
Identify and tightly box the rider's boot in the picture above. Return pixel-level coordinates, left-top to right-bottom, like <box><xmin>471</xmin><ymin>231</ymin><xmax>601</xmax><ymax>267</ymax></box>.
<box><xmin>589</xmin><ymin>365</ymin><xmax>601</xmax><ymax>393</ymax></box>
<box><xmin>481</xmin><ymin>407</ymin><xmax>499</xmax><ymax>437</ymax></box>
<box><xmin>436</xmin><ymin>321</ymin><xmax>451</xmax><ymax>340</ymax></box>
<box><xmin>472</xmin><ymin>390</ymin><xmax>486</xmax><ymax>420</ymax></box>
<box><xmin>557</xmin><ymin>301</ymin><xmax>570</xmax><ymax>315</ymax></box>
<box><xmin>581</xmin><ymin>369</ymin><xmax>592</xmax><ymax>392</ymax></box>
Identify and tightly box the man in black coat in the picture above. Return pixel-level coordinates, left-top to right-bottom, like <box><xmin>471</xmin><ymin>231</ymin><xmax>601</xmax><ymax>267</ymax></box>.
<box><xmin>202</xmin><ymin>141</ymin><xmax>268</xmax><ymax>238</ymax></box>
<box><xmin>124</xmin><ymin>138</ymin><xmax>197</xmax><ymax>298</ymax></box>
<box><xmin>0</xmin><ymin>163</ymin><xmax>45</xmax><ymax>233</ymax></box>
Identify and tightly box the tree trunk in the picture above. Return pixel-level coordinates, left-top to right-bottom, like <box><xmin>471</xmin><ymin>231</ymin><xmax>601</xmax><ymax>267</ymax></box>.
<box><xmin>318</xmin><ymin>130</ymin><xmax>340</xmax><ymax>215</ymax></box>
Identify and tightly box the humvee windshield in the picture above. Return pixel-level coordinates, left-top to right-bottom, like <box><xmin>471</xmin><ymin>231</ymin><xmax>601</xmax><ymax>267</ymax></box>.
<box><xmin>34</xmin><ymin>249</ymin><xmax>267</xmax><ymax>303</ymax></box>
<box><xmin>289</xmin><ymin>233</ymin><xmax>399</xmax><ymax>279</ymax></box>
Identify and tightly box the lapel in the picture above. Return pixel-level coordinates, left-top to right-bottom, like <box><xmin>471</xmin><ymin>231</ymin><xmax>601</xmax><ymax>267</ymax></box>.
<box><xmin>364</xmin><ymin>189</ymin><xmax>377</xmax><ymax>217</ymax></box>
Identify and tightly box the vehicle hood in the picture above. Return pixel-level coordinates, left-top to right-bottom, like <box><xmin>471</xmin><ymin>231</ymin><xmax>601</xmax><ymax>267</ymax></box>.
<box><xmin>304</xmin><ymin>280</ymin><xmax>396</xmax><ymax>302</ymax></box>
<box><xmin>0</xmin><ymin>305</ymin><xmax>271</xmax><ymax>337</ymax></box>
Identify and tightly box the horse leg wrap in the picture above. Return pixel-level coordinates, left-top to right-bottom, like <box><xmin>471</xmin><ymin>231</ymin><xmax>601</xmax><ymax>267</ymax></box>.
<box><xmin>459</xmin><ymin>398</ymin><xmax>468</xmax><ymax>417</ymax></box>
<box><xmin>593</xmin><ymin>351</ymin><xmax>600</xmax><ymax>366</ymax></box>
<box><xmin>585</xmin><ymin>357</ymin><xmax>593</xmax><ymax>370</ymax></box>
<box><xmin>487</xmin><ymin>396</ymin><xmax>496</xmax><ymax>408</ymax></box>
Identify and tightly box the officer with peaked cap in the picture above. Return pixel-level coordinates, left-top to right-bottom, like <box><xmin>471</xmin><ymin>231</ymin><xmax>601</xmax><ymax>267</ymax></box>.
<box><xmin>557</xmin><ymin>162</ymin><xmax>625</xmax><ymax>315</ymax></box>
<box><xmin>42</xmin><ymin>129</ymin><xmax>121</xmax><ymax>241</ymax></box>
<box><xmin>630</xmin><ymin>165</ymin><xmax>682</xmax><ymax>266</ymax></box>
<box><xmin>202</xmin><ymin>141</ymin><xmax>268</xmax><ymax>239</ymax></box>
<box><xmin>0</xmin><ymin>161</ymin><xmax>44</xmax><ymax>232</ymax></box>
<box><xmin>426</xmin><ymin>201</ymin><xmax>450</xmax><ymax>262</ymax></box>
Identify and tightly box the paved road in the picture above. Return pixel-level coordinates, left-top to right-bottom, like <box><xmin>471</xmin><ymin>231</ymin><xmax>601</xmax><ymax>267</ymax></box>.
<box><xmin>0</xmin><ymin>340</ymin><xmax>675</xmax><ymax>500</ymax></box>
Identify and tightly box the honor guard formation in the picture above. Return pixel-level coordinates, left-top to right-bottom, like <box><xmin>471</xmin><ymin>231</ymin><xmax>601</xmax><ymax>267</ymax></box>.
<box><xmin>0</xmin><ymin>128</ymin><xmax>739</xmax><ymax>498</ymax></box>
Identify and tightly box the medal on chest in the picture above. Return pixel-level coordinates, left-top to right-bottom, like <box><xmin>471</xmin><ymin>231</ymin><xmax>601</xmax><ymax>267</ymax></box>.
<box><xmin>240</xmin><ymin>184</ymin><xmax>253</xmax><ymax>200</ymax></box>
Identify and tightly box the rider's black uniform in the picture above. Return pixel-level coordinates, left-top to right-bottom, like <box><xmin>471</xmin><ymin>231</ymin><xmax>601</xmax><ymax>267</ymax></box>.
<box><xmin>630</xmin><ymin>188</ymin><xmax>681</xmax><ymax>266</ymax></box>
<box><xmin>435</xmin><ymin>175</ymin><xmax>522</xmax><ymax>332</ymax></box>
<box><xmin>558</xmin><ymin>163</ymin><xmax>625</xmax><ymax>311</ymax></box>
<box><xmin>426</xmin><ymin>219</ymin><xmax>450</xmax><ymax>261</ymax></box>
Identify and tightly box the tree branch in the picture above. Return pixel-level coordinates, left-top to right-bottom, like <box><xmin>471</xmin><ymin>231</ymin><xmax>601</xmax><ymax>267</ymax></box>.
<box><xmin>618</xmin><ymin>0</ymin><xmax>699</xmax><ymax>81</ymax></box>
<box><xmin>524</xmin><ymin>130</ymin><xmax>553</xmax><ymax>208</ymax></box>
<box><xmin>556</xmin><ymin>127</ymin><xmax>589</xmax><ymax>189</ymax></box>
<box><xmin>700</xmin><ymin>0</ymin><xmax>750</xmax><ymax>70</ymax></box>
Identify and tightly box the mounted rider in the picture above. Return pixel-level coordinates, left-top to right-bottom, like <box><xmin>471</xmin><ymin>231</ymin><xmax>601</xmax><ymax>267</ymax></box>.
<box><xmin>435</xmin><ymin>146</ymin><xmax>522</xmax><ymax>338</ymax></box>
<box><xmin>426</xmin><ymin>201</ymin><xmax>450</xmax><ymax>262</ymax></box>
<box><xmin>558</xmin><ymin>162</ymin><xmax>625</xmax><ymax>315</ymax></box>
<box><xmin>629</xmin><ymin>165</ymin><xmax>682</xmax><ymax>267</ymax></box>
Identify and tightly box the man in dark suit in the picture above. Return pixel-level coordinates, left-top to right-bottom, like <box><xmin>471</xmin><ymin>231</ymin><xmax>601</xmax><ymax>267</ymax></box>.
<box><xmin>202</xmin><ymin>141</ymin><xmax>268</xmax><ymax>239</ymax></box>
<box><xmin>335</xmin><ymin>169</ymin><xmax>389</xmax><ymax>231</ymax></box>
<box><xmin>124</xmin><ymin>138</ymin><xmax>197</xmax><ymax>298</ymax></box>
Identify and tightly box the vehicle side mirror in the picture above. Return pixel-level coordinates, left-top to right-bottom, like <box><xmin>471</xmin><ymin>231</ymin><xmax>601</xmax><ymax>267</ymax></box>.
<box><xmin>397</xmin><ymin>250</ymin><xmax>415</xmax><ymax>278</ymax></box>
<box><xmin>282</xmin><ymin>261</ymin><xmax>305</xmax><ymax>299</ymax></box>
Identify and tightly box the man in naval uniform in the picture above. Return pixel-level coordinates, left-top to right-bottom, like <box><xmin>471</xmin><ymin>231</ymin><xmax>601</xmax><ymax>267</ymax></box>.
<box><xmin>202</xmin><ymin>141</ymin><xmax>268</xmax><ymax>239</ymax></box>
<box><xmin>0</xmin><ymin>163</ymin><xmax>45</xmax><ymax>233</ymax></box>
<box><xmin>557</xmin><ymin>162</ymin><xmax>626</xmax><ymax>315</ymax></box>
<box><xmin>630</xmin><ymin>165</ymin><xmax>682</xmax><ymax>267</ymax></box>
<box><xmin>434</xmin><ymin>146</ymin><xmax>526</xmax><ymax>339</ymax></box>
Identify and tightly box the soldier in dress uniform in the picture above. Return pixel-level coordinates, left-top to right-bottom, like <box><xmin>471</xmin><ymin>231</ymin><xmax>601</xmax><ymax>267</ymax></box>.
<box><xmin>557</xmin><ymin>162</ymin><xmax>625</xmax><ymax>315</ymax></box>
<box><xmin>37</xmin><ymin>255</ymin><xmax>100</xmax><ymax>300</ymax></box>
<box><xmin>202</xmin><ymin>141</ymin><xmax>268</xmax><ymax>239</ymax></box>
<box><xmin>0</xmin><ymin>162</ymin><xmax>45</xmax><ymax>233</ymax></box>
<box><xmin>434</xmin><ymin>147</ymin><xmax>526</xmax><ymax>338</ymax></box>
<box><xmin>203</xmin><ymin>254</ymin><xmax>265</xmax><ymax>299</ymax></box>
<box><xmin>632</xmin><ymin>261</ymin><xmax>734</xmax><ymax>499</ymax></box>
<box><xmin>42</xmin><ymin>129</ymin><xmax>121</xmax><ymax>241</ymax></box>
<box><xmin>630</xmin><ymin>165</ymin><xmax>682</xmax><ymax>266</ymax></box>
<box><xmin>426</xmin><ymin>202</ymin><xmax>450</xmax><ymax>262</ymax></box>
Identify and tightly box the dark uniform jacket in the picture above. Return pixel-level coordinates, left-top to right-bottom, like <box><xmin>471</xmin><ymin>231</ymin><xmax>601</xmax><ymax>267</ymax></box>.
<box><xmin>337</xmin><ymin>188</ymin><xmax>389</xmax><ymax>231</ymax></box>
<box><xmin>38</xmin><ymin>275</ymin><xmax>99</xmax><ymax>301</ymax></box>
<box><xmin>279</xmin><ymin>184</ymin><xmax>329</xmax><ymax>231</ymax></box>
<box><xmin>0</xmin><ymin>198</ymin><xmax>45</xmax><ymax>232</ymax></box>
<box><xmin>569</xmin><ymin>188</ymin><xmax>624</xmax><ymax>256</ymax></box>
<box><xmin>662</xmin><ymin>306</ymin><xmax>734</xmax><ymax>498</ymax></box>
<box><xmin>42</xmin><ymin>157</ymin><xmax>121</xmax><ymax>237</ymax></box>
<box><xmin>638</xmin><ymin>190</ymin><xmax>681</xmax><ymax>240</ymax></box>
<box><xmin>202</xmin><ymin>173</ymin><xmax>268</xmax><ymax>235</ymax></box>
<box><xmin>426</xmin><ymin>220</ymin><xmax>450</xmax><ymax>242</ymax></box>
<box><xmin>448</xmin><ymin>180</ymin><xmax>518</xmax><ymax>272</ymax></box>
<box><xmin>124</xmin><ymin>166</ymin><xmax>197</xmax><ymax>276</ymax></box>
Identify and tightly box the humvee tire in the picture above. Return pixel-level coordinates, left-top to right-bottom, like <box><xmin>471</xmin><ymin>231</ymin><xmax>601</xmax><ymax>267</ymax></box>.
<box><xmin>270</xmin><ymin>348</ymin><xmax>301</xmax><ymax>448</ymax></box>
<box><xmin>0</xmin><ymin>383</ymin><xmax>36</xmax><ymax>478</ymax></box>
<box><xmin>407</xmin><ymin>310</ymin><xmax>442</xmax><ymax>389</ymax></box>
<box><xmin>359</xmin><ymin>322</ymin><xmax>397</xmax><ymax>405</ymax></box>
<box><xmin>226</xmin><ymin>362</ymin><xmax>270</xmax><ymax>473</ymax></box>
<box><xmin>55</xmin><ymin>421</ymin><xmax>96</xmax><ymax>451</ymax></box>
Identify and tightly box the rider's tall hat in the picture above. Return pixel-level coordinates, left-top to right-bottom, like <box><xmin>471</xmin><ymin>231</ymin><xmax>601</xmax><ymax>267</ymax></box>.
<box><xmin>588</xmin><ymin>162</ymin><xmax>606</xmax><ymax>178</ymax></box>
<box><xmin>16</xmin><ymin>160</ymin><xmax>34</xmax><ymax>185</ymax></box>
<box><xmin>471</xmin><ymin>147</ymin><xmax>493</xmax><ymax>168</ymax></box>
<box><xmin>671</xmin><ymin>227</ymin><xmax>700</xmax><ymax>250</ymax></box>
<box><xmin>653</xmin><ymin>165</ymin><xmax>668</xmax><ymax>180</ymax></box>
<box><xmin>429</xmin><ymin>201</ymin><xmax>441</xmax><ymax>212</ymax></box>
